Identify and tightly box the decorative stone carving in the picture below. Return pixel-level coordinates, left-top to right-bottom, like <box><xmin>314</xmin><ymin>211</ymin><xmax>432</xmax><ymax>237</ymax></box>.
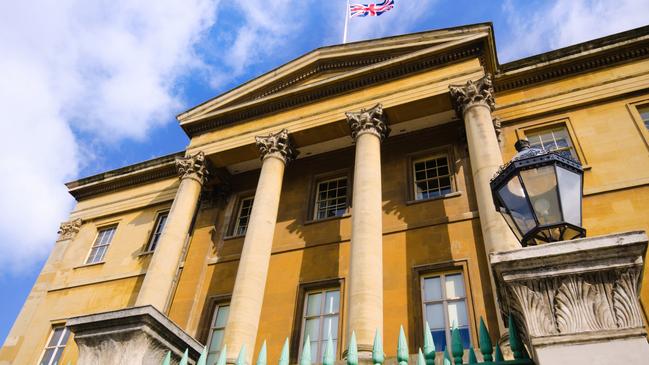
<box><xmin>491</xmin><ymin>231</ymin><xmax>649</xmax><ymax>359</ymax></box>
<box><xmin>67</xmin><ymin>306</ymin><xmax>203</xmax><ymax>365</ymax></box>
<box><xmin>254</xmin><ymin>128</ymin><xmax>297</xmax><ymax>164</ymax></box>
<box><xmin>493</xmin><ymin>117</ymin><xmax>503</xmax><ymax>144</ymax></box>
<box><xmin>176</xmin><ymin>151</ymin><xmax>209</xmax><ymax>184</ymax></box>
<box><xmin>449</xmin><ymin>74</ymin><xmax>495</xmax><ymax>116</ymax></box>
<box><xmin>345</xmin><ymin>103</ymin><xmax>390</xmax><ymax>141</ymax></box>
<box><xmin>57</xmin><ymin>218</ymin><xmax>83</xmax><ymax>241</ymax></box>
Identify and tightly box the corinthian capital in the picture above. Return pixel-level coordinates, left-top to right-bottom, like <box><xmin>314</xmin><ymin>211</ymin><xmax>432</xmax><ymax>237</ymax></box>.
<box><xmin>176</xmin><ymin>151</ymin><xmax>209</xmax><ymax>184</ymax></box>
<box><xmin>255</xmin><ymin>129</ymin><xmax>297</xmax><ymax>164</ymax></box>
<box><xmin>449</xmin><ymin>74</ymin><xmax>495</xmax><ymax>117</ymax></box>
<box><xmin>58</xmin><ymin>218</ymin><xmax>83</xmax><ymax>241</ymax></box>
<box><xmin>345</xmin><ymin>103</ymin><xmax>390</xmax><ymax>142</ymax></box>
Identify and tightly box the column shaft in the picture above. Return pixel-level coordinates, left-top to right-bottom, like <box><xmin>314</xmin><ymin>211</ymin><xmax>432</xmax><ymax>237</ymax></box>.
<box><xmin>136</xmin><ymin>153</ymin><xmax>207</xmax><ymax>311</ymax></box>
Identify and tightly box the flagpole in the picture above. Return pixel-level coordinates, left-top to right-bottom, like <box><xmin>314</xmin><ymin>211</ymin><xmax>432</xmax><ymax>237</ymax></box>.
<box><xmin>343</xmin><ymin>0</ymin><xmax>350</xmax><ymax>44</ymax></box>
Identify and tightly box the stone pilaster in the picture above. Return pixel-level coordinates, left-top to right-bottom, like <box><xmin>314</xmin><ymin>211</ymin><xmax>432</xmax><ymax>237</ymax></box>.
<box><xmin>135</xmin><ymin>152</ymin><xmax>208</xmax><ymax>311</ymax></box>
<box><xmin>491</xmin><ymin>231</ymin><xmax>649</xmax><ymax>365</ymax></box>
<box><xmin>223</xmin><ymin>129</ymin><xmax>295</xmax><ymax>364</ymax></box>
<box><xmin>345</xmin><ymin>104</ymin><xmax>388</xmax><ymax>357</ymax></box>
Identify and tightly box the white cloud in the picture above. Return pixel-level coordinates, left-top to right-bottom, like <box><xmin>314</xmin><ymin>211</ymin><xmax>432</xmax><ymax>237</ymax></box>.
<box><xmin>501</xmin><ymin>0</ymin><xmax>649</xmax><ymax>62</ymax></box>
<box><xmin>0</xmin><ymin>0</ymin><xmax>218</xmax><ymax>275</ymax></box>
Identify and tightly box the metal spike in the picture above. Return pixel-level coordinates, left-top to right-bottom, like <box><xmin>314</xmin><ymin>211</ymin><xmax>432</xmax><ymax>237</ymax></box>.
<box><xmin>323</xmin><ymin>332</ymin><xmax>335</xmax><ymax>365</ymax></box>
<box><xmin>423</xmin><ymin>322</ymin><xmax>435</xmax><ymax>365</ymax></box>
<box><xmin>257</xmin><ymin>341</ymin><xmax>267</xmax><ymax>365</ymax></box>
<box><xmin>197</xmin><ymin>346</ymin><xmax>208</xmax><ymax>365</ymax></box>
<box><xmin>236</xmin><ymin>345</ymin><xmax>247</xmax><ymax>365</ymax></box>
<box><xmin>416</xmin><ymin>348</ymin><xmax>426</xmax><ymax>365</ymax></box>
<box><xmin>278</xmin><ymin>338</ymin><xmax>289</xmax><ymax>365</ymax></box>
<box><xmin>301</xmin><ymin>335</ymin><xmax>312</xmax><ymax>365</ymax></box>
<box><xmin>508</xmin><ymin>315</ymin><xmax>524</xmax><ymax>359</ymax></box>
<box><xmin>179</xmin><ymin>349</ymin><xmax>189</xmax><ymax>365</ymax></box>
<box><xmin>468</xmin><ymin>347</ymin><xmax>478</xmax><ymax>364</ymax></box>
<box><xmin>161</xmin><ymin>351</ymin><xmax>171</xmax><ymax>365</ymax></box>
<box><xmin>216</xmin><ymin>345</ymin><xmax>228</xmax><ymax>365</ymax></box>
<box><xmin>347</xmin><ymin>331</ymin><xmax>358</xmax><ymax>365</ymax></box>
<box><xmin>397</xmin><ymin>326</ymin><xmax>409</xmax><ymax>365</ymax></box>
<box><xmin>372</xmin><ymin>329</ymin><xmax>384</xmax><ymax>365</ymax></box>
<box><xmin>451</xmin><ymin>327</ymin><xmax>463</xmax><ymax>364</ymax></box>
<box><xmin>494</xmin><ymin>344</ymin><xmax>504</xmax><ymax>361</ymax></box>
<box><xmin>478</xmin><ymin>318</ymin><xmax>493</xmax><ymax>362</ymax></box>
<box><xmin>443</xmin><ymin>348</ymin><xmax>452</xmax><ymax>365</ymax></box>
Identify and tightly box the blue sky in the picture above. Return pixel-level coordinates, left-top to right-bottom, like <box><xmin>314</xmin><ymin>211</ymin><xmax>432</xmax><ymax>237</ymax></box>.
<box><xmin>1</xmin><ymin>0</ymin><xmax>648</xmax><ymax>344</ymax></box>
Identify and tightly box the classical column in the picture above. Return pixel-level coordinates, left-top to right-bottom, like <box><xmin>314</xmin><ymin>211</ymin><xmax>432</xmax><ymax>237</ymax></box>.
<box><xmin>345</xmin><ymin>104</ymin><xmax>389</xmax><ymax>357</ymax></box>
<box><xmin>222</xmin><ymin>129</ymin><xmax>296</xmax><ymax>364</ymax></box>
<box><xmin>449</xmin><ymin>75</ymin><xmax>520</xmax><ymax>254</ymax></box>
<box><xmin>136</xmin><ymin>152</ymin><xmax>208</xmax><ymax>311</ymax></box>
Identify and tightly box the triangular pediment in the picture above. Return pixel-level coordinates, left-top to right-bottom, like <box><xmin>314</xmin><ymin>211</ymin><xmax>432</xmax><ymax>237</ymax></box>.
<box><xmin>178</xmin><ymin>23</ymin><xmax>497</xmax><ymax>136</ymax></box>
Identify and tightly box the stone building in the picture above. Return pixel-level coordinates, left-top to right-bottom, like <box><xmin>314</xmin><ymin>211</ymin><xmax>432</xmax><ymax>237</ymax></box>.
<box><xmin>2</xmin><ymin>23</ymin><xmax>649</xmax><ymax>365</ymax></box>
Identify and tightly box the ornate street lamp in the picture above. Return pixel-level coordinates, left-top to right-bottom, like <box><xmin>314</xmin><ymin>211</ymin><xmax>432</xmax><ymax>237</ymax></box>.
<box><xmin>490</xmin><ymin>139</ymin><xmax>586</xmax><ymax>246</ymax></box>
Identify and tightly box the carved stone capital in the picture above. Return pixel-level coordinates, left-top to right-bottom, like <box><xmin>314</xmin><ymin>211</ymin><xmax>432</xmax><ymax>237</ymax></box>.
<box><xmin>57</xmin><ymin>218</ymin><xmax>83</xmax><ymax>241</ymax></box>
<box><xmin>449</xmin><ymin>74</ymin><xmax>495</xmax><ymax>117</ymax></box>
<box><xmin>176</xmin><ymin>151</ymin><xmax>209</xmax><ymax>184</ymax></box>
<box><xmin>254</xmin><ymin>129</ymin><xmax>297</xmax><ymax>164</ymax></box>
<box><xmin>345</xmin><ymin>103</ymin><xmax>390</xmax><ymax>142</ymax></box>
<box><xmin>491</xmin><ymin>232</ymin><xmax>648</xmax><ymax>352</ymax></box>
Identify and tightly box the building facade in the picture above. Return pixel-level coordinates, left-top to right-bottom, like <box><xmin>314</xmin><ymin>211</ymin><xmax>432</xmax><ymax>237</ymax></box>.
<box><xmin>2</xmin><ymin>23</ymin><xmax>649</xmax><ymax>365</ymax></box>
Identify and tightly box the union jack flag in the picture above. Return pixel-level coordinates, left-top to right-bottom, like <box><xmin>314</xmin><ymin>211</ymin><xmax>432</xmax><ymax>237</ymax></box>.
<box><xmin>349</xmin><ymin>0</ymin><xmax>395</xmax><ymax>18</ymax></box>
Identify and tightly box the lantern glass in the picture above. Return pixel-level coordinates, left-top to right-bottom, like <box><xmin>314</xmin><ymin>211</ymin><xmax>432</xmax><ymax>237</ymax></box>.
<box><xmin>520</xmin><ymin>166</ymin><xmax>561</xmax><ymax>226</ymax></box>
<box><xmin>556</xmin><ymin>166</ymin><xmax>582</xmax><ymax>226</ymax></box>
<box><xmin>497</xmin><ymin>177</ymin><xmax>536</xmax><ymax>236</ymax></box>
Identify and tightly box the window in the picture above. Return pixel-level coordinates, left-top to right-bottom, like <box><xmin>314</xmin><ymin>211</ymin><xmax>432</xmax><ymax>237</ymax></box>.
<box><xmin>525</xmin><ymin>126</ymin><xmax>578</xmax><ymax>160</ymax></box>
<box><xmin>146</xmin><ymin>212</ymin><xmax>168</xmax><ymax>252</ymax></box>
<box><xmin>313</xmin><ymin>177</ymin><xmax>348</xmax><ymax>220</ymax></box>
<box><xmin>412</xmin><ymin>155</ymin><xmax>452</xmax><ymax>200</ymax></box>
<box><xmin>206</xmin><ymin>303</ymin><xmax>230</xmax><ymax>364</ymax></box>
<box><xmin>85</xmin><ymin>226</ymin><xmax>116</xmax><ymax>264</ymax></box>
<box><xmin>300</xmin><ymin>289</ymin><xmax>340</xmax><ymax>363</ymax></box>
<box><xmin>39</xmin><ymin>326</ymin><xmax>70</xmax><ymax>365</ymax></box>
<box><xmin>421</xmin><ymin>273</ymin><xmax>470</xmax><ymax>351</ymax></box>
<box><xmin>232</xmin><ymin>197</ymin><xmax>254</xmax><ymax>236</ymax></box>
<box><xmin>638</xmin><ymin>105</ymin><xmax>649</xmax><ymax>130</ymax></box>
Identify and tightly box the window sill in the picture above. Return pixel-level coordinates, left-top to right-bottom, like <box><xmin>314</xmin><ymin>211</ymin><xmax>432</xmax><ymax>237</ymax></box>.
<box><xmin>406</xmin><ymin>191</ymin><xmax>462</xmax><ymax>206</ymax></box>
<box><xmin>582</xmin><ymin>165</ymin><xmax>592</xmax><ymax>171</ymax></box>
<box><xmin>137</xmin><ymin>250</ymin><xmax>154</xmax><ymax>257</ymax></box>
<box><xmin>304</xmin><ymin>213</ymin><xmax>351</xmax><ymax>225</ymax></box>
<box><xmin>223</xmin><ymin>234</ymin><xmax>246</xmax><ymax>241</ymax></box>
<box><xmin>73</xmin><ymin>261</ymin><xmax>105</xmax><ymax>270</ymax></box>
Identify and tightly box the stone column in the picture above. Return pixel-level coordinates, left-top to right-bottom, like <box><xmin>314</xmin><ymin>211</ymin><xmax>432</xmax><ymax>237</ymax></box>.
<box><xmin>449</xmin><ymin>75</ymin><xmax>520</xmax><ymax>254</ymax></box>
<box><xmin>135</xmin><ymin>152</ymin><xmax>208</xmax><ymax>311</ymax></box>
<box><xmin>222</xmin><ymin>129</ymin><xmax>296</xmax><ymax>364</ymax></box>
<box><xmin>345</xmin><ymin>104</ymin><xmax>389</xmax><ymax>357</ymax></box>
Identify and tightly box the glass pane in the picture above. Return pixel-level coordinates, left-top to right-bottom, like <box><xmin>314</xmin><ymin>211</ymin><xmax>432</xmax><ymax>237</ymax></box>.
<box><xmin>458</xmin><ymin>327</ymin><xmax>471</xmax><ymax>349</ymax></box>
<box><xmin>323</xmin><ymin>315</ymin><xmax>339</xmax><ymax>340</ymax></box>
<box><xmin>447</xmin><ymin>300</ymin><xmax>468</xmax><ymax>327</ymax></box>
<box><xmin>40</xmin><ymin>348</ymin><xmax>55</xmax><ymax>365</ymax></box>
<box><xmin>305</xmin><ymin>293</ymin><xmax>322</xmax><ymax>316</ymax></box>
<box><xmin>445</xmin><ymin>274</ymin><xmax>465</xmax><ymax>299</ymax></box>
<box><xmin>95</xmin><ymin>245</ymin><xmax>107</xmax><ymax>261</ymax></box>
<box><xmin>430</xmin><ymin>329</ymin><xmax>446</xmax><ymax>353</ymax></box>
<box><xmin>425</xmin><ymin>303</ymin><xmax>445</xmax><ymax>329</ymax></box>
<box><xmin>324</xmin><ymin>291</ymin><xmax>340</xmax><ymax>314</ymax></box>
<box><xmin>423</xmin><ymin>277</ymin><xmax>442</xmax><ymax>301</ymax></box>
<box><xmin>520</xmin><ymin>166</ymin><xmax>561</xmax><ymax>226</ymax></box>
<box><xmin>87</xmin><ymin>247</ymin><xmax>99</xmax><ymax>263</ymax></box>
<box><xmin>60</xmin><ymin>328</ymin><xmax>70</xmax><ymax>345</ymax></box>
<box><xmin>499</xmin><ymin>208</ymin><xmax>523</xmax><ymax>241</ymax></box>
<box><xmin>498</xmin><ymin>177</ymin><xmax>536</xmax><ymax>235</ymax></box>
<box><xmin>48</xmin><ymin>327</ymin><xmax>64</xmax><ymax>347</ymax></box>
<box><xmin>310</xmin><ymin>340</ymin><xmax>319</xmax><ymax>363</ymax></box>
<box><xmin>209</xmin><ymin>329</ymin><xmax>224</xmax><ymax>352</ymax></box>
<box><xmin>556</xmin><ymin>167</ymin><xmax>582</xmax><ymax>226</ymax></box>
<box><xmin>304</xmin><ymin>318</ymin><xmax>321</xmax><ymax>341</ymax></box>
<box><xmin>214</xmin><ymin>305</ymin><xmax>230</xmax><ymax>328</ymax></box>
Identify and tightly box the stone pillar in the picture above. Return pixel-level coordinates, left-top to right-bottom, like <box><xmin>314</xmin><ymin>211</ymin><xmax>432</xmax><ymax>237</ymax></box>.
<box><xmin>449</xmin><ymin>74</ymin><xmax>520</xmax><ymax>254</ymax></box>
<box><xmin>345</xmin><ymin>104</ymin><xmax>389</xmax><ymax>357</ymax></box>
<box><xmin>491</xmin><ymin>231</ymin><xmax>649</xmax><ymax>365</ymax></box>
<box><xmin>136</xmin><ymin>152</ymin><xmax>208</xmax><ymax>311</ymax></box>
<box><xmin>222</xmin><ymin>129</ymin><xmax>296</xmax><ymax>364</ymax></box>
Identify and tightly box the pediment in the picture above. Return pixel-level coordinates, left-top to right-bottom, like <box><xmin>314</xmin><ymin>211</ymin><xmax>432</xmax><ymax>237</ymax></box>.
<box><xmin>178</xmin><ymin>23</ymin><xmax>497</xmax><ymax>136</ymax></box>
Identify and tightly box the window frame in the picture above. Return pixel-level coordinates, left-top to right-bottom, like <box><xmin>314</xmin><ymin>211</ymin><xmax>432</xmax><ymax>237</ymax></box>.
<box><xmin>406</xmin><ymin>146</ymin><xmax>457</xmax><ymax>203</ymax></box>
<box><xmin>84</xmin><ymin>224</ymin><xmax>117</xmax><ymax>265</ymax></box>
<box><xmin>38</xmin><ymin>325</ymin><xmax>70</xmax><ymax>365</ymax></box>
<box><xmin>229</xmin><ymin>195</ymin><xmax>255</xmax><ymax>237</ymax></box>
<box><xmin>626</xmin><ymin>100</ymin><xmax>649</xmax><ymax>151</ymax></box>
<box><xmin>311</xmin><ymin>175</ymin><xmax>351</xmax><ymax>221</ymax></box>
<box><xmin>290</xmin><ymin>278</ymin><xmax>345</xmax><ymax>364</ymax></box>
<box><xmin>515</xmin><ymin>118</ymin><xmax>589</xmax><ymax>167</ymax></box>
<box><xmin>144</xmin><ymin>210</ymin><xmax>169</xmax><ymax>252</ymax></box>
<box><xmin>205</xmin><ymin>302</ymin><xmax>230</xmax><ymax>363</ymax></box>
<box><xmin>412</xmin><ymin>260</ymin><xmax>478</xmax><ymax>352</ymax></box>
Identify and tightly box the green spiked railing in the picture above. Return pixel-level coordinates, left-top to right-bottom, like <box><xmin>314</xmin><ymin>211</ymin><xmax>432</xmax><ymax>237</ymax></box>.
<box><xmin>151</xmin><ymin>315</ymin><xmax>533</xmax><ymax>365</ymax></box>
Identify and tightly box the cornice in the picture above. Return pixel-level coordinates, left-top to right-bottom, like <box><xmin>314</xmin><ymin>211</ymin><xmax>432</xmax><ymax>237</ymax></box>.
<box><xmin>182</xmin><ymin>40</ymin><xmax>484</xmax><ymax>137</ymax></box>
<box><xmin>495</xmin><ymin>26</ymin><xmax>649</xmax><ymax>92</ymax></box>
<box><xmin>66</xmin><ymin>152</ymin><xmax>185</xmax><ymax>200</ymax></box>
